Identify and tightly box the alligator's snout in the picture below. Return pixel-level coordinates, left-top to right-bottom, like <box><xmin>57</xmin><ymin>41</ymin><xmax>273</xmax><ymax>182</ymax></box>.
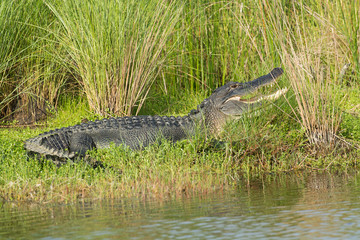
<box><xmin>212</xmin><ymin>67</ymin><xmax>286</xmax><ymax>117</ymax></box>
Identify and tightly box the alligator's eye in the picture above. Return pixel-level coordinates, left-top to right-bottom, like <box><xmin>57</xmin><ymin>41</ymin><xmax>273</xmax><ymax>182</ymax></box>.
<box><xmin>230</xmin><ymin>84</ymin><xmax>238</xmax><ymax>89</ymax></box>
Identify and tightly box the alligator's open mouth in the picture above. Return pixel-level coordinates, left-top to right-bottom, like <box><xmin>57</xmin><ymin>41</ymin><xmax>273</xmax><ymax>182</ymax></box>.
<box><xmin>226</xmin><ymin>87</ymin><xmax>288</xmax><ymax>104</ymax></box>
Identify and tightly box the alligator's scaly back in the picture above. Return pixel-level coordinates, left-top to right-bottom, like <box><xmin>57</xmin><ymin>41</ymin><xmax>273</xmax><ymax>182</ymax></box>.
<box><xmin>25</xmin><ymin>68</ymin><xmax>286</xmax><ymax>161</ymax></box>
<box><xmin>25</xmin><ymin>115</ymin><xmax>195</xmax><ymax>159</ymax></box>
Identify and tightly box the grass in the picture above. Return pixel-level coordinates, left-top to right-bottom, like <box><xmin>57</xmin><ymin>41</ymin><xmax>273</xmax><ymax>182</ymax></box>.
<box><xmin>0</xmin><ymin>0</ymin><xmax>67</xmax><ymax>123</ymax></box>
<box><xmin>0</xmin><ymin>0</ymin><xmax>359</xmax><ymax>203</ymax></box>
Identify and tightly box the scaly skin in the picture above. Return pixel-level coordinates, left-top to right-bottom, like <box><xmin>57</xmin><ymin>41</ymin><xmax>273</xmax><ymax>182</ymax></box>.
<box><xmin>24</xmin><ymin>68</ymin><xmax>286</xmax><ymax>162</ymax></box>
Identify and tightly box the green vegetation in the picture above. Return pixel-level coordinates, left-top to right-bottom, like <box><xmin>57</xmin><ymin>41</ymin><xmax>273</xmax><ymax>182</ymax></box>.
<box><xmin>0</xmin><ymin>0</ymin><xmax>359</xmax><ymax>203</ymax></box>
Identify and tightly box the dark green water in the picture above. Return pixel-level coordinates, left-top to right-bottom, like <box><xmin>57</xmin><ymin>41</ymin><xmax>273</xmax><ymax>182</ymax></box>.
<box><xmin>1</xmin><ymin>171</ymin><xmax>360</xmax><ymax>239</ymax></box>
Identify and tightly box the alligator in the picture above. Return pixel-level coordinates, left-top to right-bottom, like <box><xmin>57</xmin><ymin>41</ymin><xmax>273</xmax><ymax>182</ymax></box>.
<box><xmin>24</xmin><ymin>68</ymin><xmax>286</xmax><ymax>164</ymax></box>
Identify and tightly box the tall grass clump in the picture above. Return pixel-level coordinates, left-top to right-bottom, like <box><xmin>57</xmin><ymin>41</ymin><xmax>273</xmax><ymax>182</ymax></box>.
<box><xmin>0</xmin><ymin>0</ymin><xmax>66</xmax><ymax>124</ymax></box>
<box><xmin>46</xmin><ymin>0</ymin><xmax>183</xmax><ymax>117</ymax></box>
<box><xmin>0</xmin><ymin>0</ymin><xmax>35</xmax><ymax>121</ymax></box>
<box><xmin>254</xmin><ymin>0</ymin><xmax>357</xmax><ymax>150</ymax></box>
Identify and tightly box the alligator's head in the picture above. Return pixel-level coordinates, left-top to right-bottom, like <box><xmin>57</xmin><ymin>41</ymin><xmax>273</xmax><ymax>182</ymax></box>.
<box><xmin>191</xmin><ymin>68</ymin><xmax>287</xmax><ymax>135</ymax></box>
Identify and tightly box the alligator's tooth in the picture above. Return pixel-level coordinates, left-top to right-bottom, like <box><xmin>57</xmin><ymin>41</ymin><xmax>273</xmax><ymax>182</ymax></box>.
<box><xmin>263</xmin><ymin>87</ymin><xmax>288</xmax><ymax>101</ymax></box>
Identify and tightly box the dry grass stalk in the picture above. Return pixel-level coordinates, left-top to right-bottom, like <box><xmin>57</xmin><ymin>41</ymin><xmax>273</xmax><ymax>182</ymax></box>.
<box><xmin>276</xmin><ymin>4</ymin><xmax>347</xmax><ymax>150</ymax></box>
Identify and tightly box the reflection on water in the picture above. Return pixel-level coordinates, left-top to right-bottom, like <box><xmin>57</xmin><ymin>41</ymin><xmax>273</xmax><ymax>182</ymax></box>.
<box><xmin>1</xmin><ymin>171</ymin><xmax>360</xmax><ymax>239</ymax></box>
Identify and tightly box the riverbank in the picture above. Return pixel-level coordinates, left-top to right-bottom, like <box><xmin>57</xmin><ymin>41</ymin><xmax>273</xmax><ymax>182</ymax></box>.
<box><xmin>1</xmin><ymin>90</ymin><xmax>359</xmax><ymax>204</ymax></box>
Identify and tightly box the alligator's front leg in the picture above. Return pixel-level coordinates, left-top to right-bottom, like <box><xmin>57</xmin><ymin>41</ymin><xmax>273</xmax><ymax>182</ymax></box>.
<box><xmin>69</xmin><ymin>133</ymin><xmax>97</xmax><ymax>156</ymax></box>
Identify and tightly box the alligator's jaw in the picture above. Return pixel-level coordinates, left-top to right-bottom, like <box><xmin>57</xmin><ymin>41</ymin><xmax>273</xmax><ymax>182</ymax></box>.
<box><xmin>228</xmin><ymin>87</ymin><xmax>288</xmax><ymax>104</ymax></box>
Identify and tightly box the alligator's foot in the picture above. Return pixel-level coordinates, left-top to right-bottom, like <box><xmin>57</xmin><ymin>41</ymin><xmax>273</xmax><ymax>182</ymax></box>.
<box><xmin>83</xmin><ymin>155</ymin><xmax>123</xmax><ymax>174</ymax></box>
<box><xmin>193</xmin><ymin>139</ymin><xmax>229</xmax><ymax>156</ymax></box>
<box><xmin>210</xmin><ymin>139</ymin><xmax>228</xmax><ymax>149</ymax></box>
<box><xmin>203</xmin><ymin>139</ymin><xmax>228</xmax><ymax>151</ymax></box>
<box><xmin>83</xmin><ymin>155</ymin><xmax>105</xmax><ymax>168</ymax></box>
